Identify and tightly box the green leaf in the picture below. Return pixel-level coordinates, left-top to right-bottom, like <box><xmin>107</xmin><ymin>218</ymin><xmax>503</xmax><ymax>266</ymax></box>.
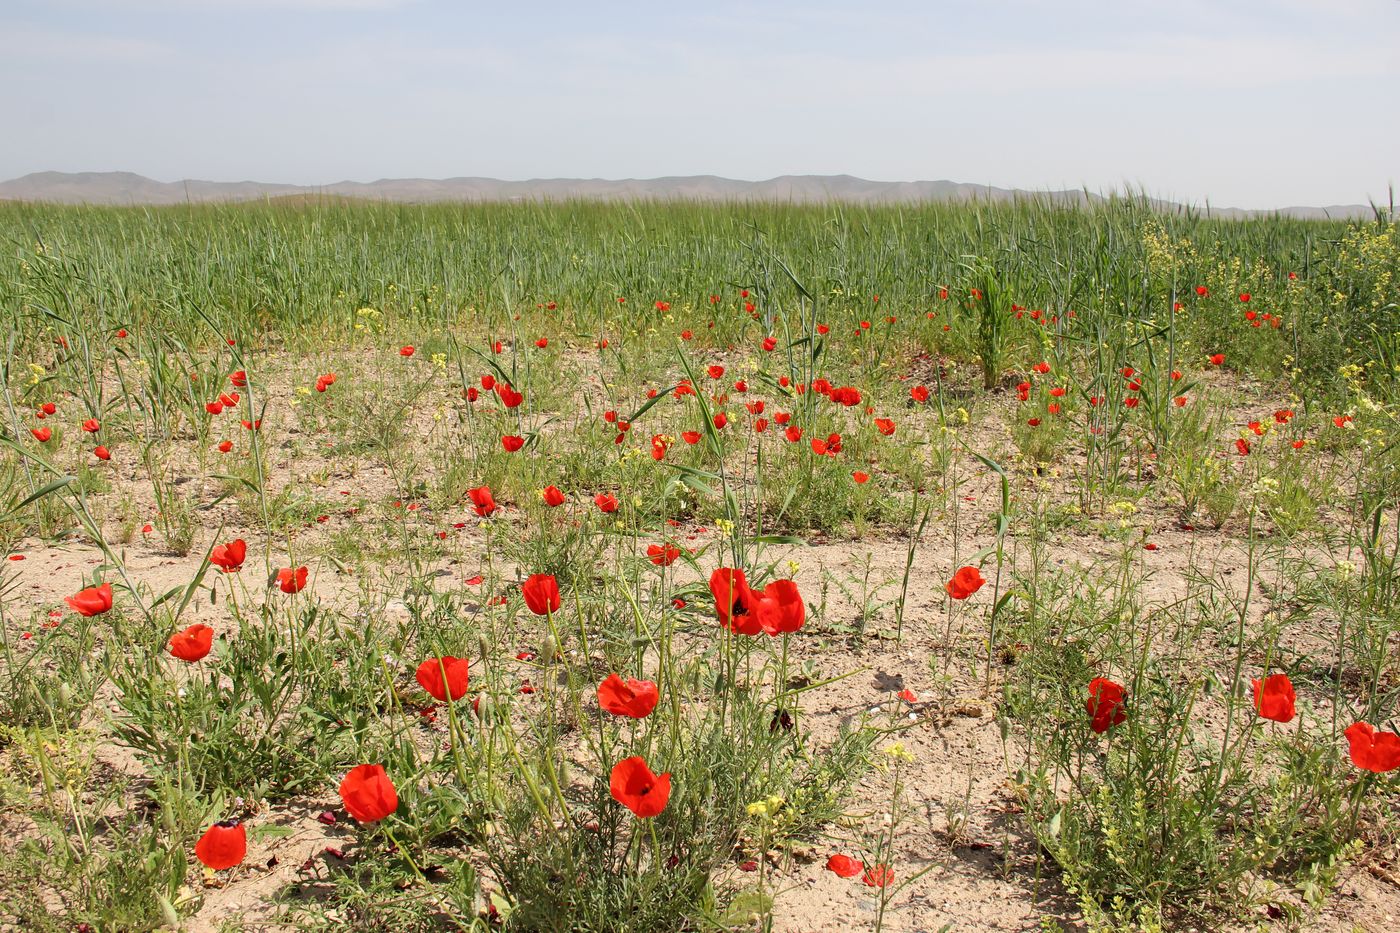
<box><xmin>9</xmin><ymin>475</ymin><xmax>76</xmax><ymax>516</ymax></box>
<box><xmin>623</xmin><ymin>385</ymin><xmax>681</xmax><ymax>424</ymax></box>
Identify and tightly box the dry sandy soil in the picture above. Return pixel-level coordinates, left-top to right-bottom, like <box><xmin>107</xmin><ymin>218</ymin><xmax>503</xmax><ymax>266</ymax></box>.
<box><xmin>2</xmin><ymin>351</ymin><xmax>1397</xmax><ymax>932</ymax></box>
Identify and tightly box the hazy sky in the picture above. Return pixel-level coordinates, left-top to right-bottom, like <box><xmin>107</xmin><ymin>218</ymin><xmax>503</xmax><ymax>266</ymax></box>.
<box><xmin>3</xmin><ymin>0</ymin><xmax>1397</xmax><ymax>208</ymax></box>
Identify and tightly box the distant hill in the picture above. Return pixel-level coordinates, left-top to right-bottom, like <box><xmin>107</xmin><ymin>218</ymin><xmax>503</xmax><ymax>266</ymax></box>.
<box><xmin>0</xmin><ymin>171</ymin><xmax>1377</xmax><ymax>219</ymax></box>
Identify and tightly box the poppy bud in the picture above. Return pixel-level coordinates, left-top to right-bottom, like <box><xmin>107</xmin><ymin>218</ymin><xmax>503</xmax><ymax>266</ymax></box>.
<box><xmin>159</xmin><ymin>896</ymin><xmax>180</xmax><ymax>929</ymax></box>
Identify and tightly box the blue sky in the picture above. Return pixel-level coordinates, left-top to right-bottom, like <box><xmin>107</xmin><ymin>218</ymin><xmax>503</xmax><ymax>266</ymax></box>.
<box><xmin>2</xmin><ymin>0</ymin><xmax>1397</xmax><ymax>208</ymax></box>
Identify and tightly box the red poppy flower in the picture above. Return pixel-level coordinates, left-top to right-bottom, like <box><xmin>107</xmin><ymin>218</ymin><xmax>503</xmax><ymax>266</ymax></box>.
<box><xmin>826</xmin><ymin>854</ymin><xmax>863</xmax><ymax>877</ymax></box>
<box><xmin>874</xmin><ymin>418</ymin><xmax>896</xmax><ymax>436</ymax></box>
<box><xmin>832</xmin><ymin>386</ymin><xmax>862</xmax><ymax>407</ymax></box>
<box><xmin>82</xmin><ymin>419</ymin><xmax>100</xmax><ymax>433</ymax></box>
<box><xmin>1086</xmin><ymin>677</ymin><xmax>1128</xmax><ymax>733</ymax></box>
<box><xmin>195</xmin><ymin>820</ymin><xmax>247</xmax><ymax>870</ymax></box>
<box><xmin>762</xmin><ymin>336</ymin><xmax>777</xmax><ymax>351</ymax></box>
<box><xmin>230</xmin><ymin>371</ymin><xmax>248</xmax><ymax>387</ymax></box>
<box><xmin>647</xmin><ymin>543</ymin><xmax>680</xmax><ymax>566</ymax></box>
<box><xmin>277</xmin><ymin>566</ymin><xmax>308</xmax><ymax>593</ymax></box>
<box><xmin>502</xmin><ymin>435</ymin><xmax>525</xmax><ymax>452</ymax></box>
<box><xmin>416</xmin><ymin>656</ymin><xmax>470</xmax><ymax>701</ymax></box>
<box><xmin>754</xmin><ymin>579</ymin><xmax>805</xmax><ymax>635</ymax></box>
<box><xmin>535</xmin><ymin>337</ymin><xmax>548</xmax><ymax>349</ymax></box>
<box><xmin>210</xmin><ymin>539</ymin><xmax>247</xmax><ymax>573</ymax></box>
<box><xmin>710</xmin><ymin>567</ymin><xmax>762</xmax><ymax>635</ymax></box>
<box><xmin>240</xmin><ymin>419</ymin><xmax>261</xmax><ymax>430</ymax></box>
<box><xmin>816</xmin><ymin>323</ymin><xmax>830</xmax><ymax>335</ymax></box>
<box><xmin>707</xmin><ymin>365</ymin><xmax>725</xmax><ymax>379</ymax></box>
<box><xmin>784</xmin><ymin>425</ymin><xmax>802</xmax><ymax>443</ymax></box>
<box><xmin>597</xmin><ymin>674</ymin><xmax>659</xmax><ymax>718</ymax></box>
<box><xmin>31</xmin><ymin>427</ymin><xmax>51</xmax><ymax>442</ymax></box>
<box><xmin>399</xmin><ymin>346</ymin><xmax>415</xmax><ymax>357</ymax></box>
<box><xmin>1252</xmin><ymin>674</ymin><xmax>1295</xmax><ymax>723</ymax></box>
<box><xmin>94</xmin><ymin>445</ymin><xmax>111</xmax><ymax>460</ymax></box>
<box><xmin>217</xmin><ymin>440</ymin><xmax>233</xmax><ymax>453</ymax></box>
<box><xmin>1195</xmin><ymin>285</ymin><xmax>1209</xmax><ymax>297</ymax></box>
<box><xmin>713</xmin><ymin>412</ymin><xmax>728</xmax><ymax>430</ymax></box>
<box><xmin>945</xmin><ymin>566</ymin><xmax>985</xmax><ymax>600</ymax></box>
<box><xmin>498</xmin><ymin>384</ymin><xmax>524</xmax><ymax>408</ymax></box>
<box><xmin>542</xmin><ymin>485</ymin><xmax>566</xmax><ymax>507</ymax></box>
<box><xmin>681</xmin><ymin>431</ymin><xmax>701</xmax><ymax>445</ymax></box>
<box><xmin>1235</xmin><ymin>438</ymin><xmax>1251</xmax><ymax>456</ymax></box>
<box><xmin>852</xmin><ymin>471</ymin><xmax>870</xmax><ymax>484</ymax></box>
<box><xmin>522</xmin><ymin>573</ymin><xmax>561</xmax><ymax>615</ymax></box>
<box><xmin>339</xmin><ymin>764</ymin><xmax>399</xmax><ymax>822</ymax></box>
<box><xmin>65</xmin><ymin>583</ymin><xmax>113</xmax><ymax>617</ymax></box>
<box><xmin>709</xmin><ymin>569</ymin><xmax>804</xmax><ymax>636</ymax></box>
<box><xmin>862</xmin><ymin>865</ymin><xmax>894</xmax><ymax>888</ymax></box>
<box><xmin>1209</xmin><ymin>353</ymin><xmax>1225</xmax><ymax>366</ymax></box>
<box><xmin>595</xmin><ymin>493</ymin><xmax>619</xmax><ymax>513</ymax></box>
<box><xmin>609</xmin><ymin>756</ymin><xmax>671</xmax><ymax>818</ymax></box>
<box><xmin>205</xmin><ymin>401</ymin><xmax>225</xmax><ymax>415</ymax></box>
<box><xmin>168</xmin><ymin>623</ymin><xmax>214</xmax><ymax>662</ymax></box>
<box><xmin>1345</xmin><ymin>722</ymin><xmax>1400</xmax><ymax>773</ymax></box>
<box><xmin>910</xmin><ymin>385</ymin><xmax>929</xmax><ymax>403</ymax></box>
<box><xmin>469</xmin><ymin>486</ymin><xmax>497</xmax><ymax>517</ymax></box>
<box><xmin>220</xmin><ymin>392</ymin><xmax>240</xmax><ymax>407</ymax></box>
